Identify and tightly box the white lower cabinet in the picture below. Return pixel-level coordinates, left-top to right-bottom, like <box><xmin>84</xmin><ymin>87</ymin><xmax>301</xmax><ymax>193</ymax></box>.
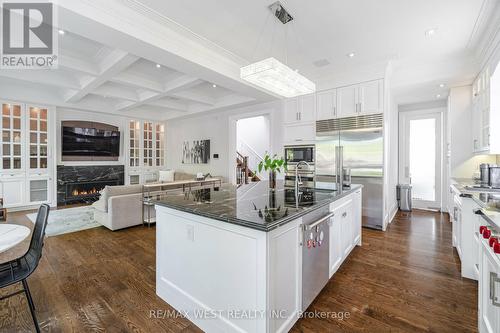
<box><xmin>0</xmin><ymin>175</ymin><xmax>25</xmax><ymax>207</ymax></box>
<box><xmin>340</xmin><ymin>200</ymin><xmax>354</xmax><ymax>258</ymax></box>
<box><xmin>328</xmin><ymin>190</ymin><xmax>362</xmax><ymax>278</ymax></box>
<box><xmin>328</xmin><ymin>210</ymin><xmax>342</xmax><ymax>278</ymax></box>
<box><xmin>352</xmin><ymin>189</ymin><xmax>362</xmax><ymax>245</ymax></box>
<box><xmin>479</xmin><ymin>238</ymin><xmax>500</xmax><ymax>333</ymax></box>
<box><xmin>28</xmin><ymin>176</ymin><xmax>50</xmax><ymax>204</ymax></box>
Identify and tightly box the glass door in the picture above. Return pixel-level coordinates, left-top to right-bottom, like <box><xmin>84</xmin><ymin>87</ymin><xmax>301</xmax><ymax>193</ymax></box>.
<box><xmin>400</xmin><ymin>111</ymin><xmax>443</xmax><ymax>210</ymax></box>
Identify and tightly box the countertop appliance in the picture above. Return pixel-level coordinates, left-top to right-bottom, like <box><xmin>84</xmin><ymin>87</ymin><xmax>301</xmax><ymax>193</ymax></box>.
<box><xmin>301</xmin><ymin>207</ymin><xmax>332</xmax><ymax>311</ymax></box>
<box><xmin>316</xmin><ymin>113</ymin><xmax>384</xmax><ymax>230</ymax></box>
<box><xmin>480</xmin><ymin>163</ymin><xmax>490</xmax><ymax>186</ymax></box>
<box><xmin>490</xmin><ymin>166</ymin><xmax>500</xmax><ymax>188</ymax></box>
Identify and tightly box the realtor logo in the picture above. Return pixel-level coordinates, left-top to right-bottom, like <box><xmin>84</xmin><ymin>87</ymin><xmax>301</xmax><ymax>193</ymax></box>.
<box><xmin>1</xmin><ymin>0</ymin><xmax>58</xmax><ymax>69</ymax></box>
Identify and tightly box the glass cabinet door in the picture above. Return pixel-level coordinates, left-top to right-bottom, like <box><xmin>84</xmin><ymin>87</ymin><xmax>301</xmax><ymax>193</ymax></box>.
<box><xmin>155</xmin><ymin>123</ymin><xmax>165</xmax><ymax>167</ymax></box>
<box><xmin>28</xmin><ymin>106</ymin><xmax>48</xmax><ymax>171</ymax></box>
<box><xmin>129</xmin><ymin>120</ymin><xmax>140</xmax><ymax>167</ymax></box>
<box><xmin>29</xmin><ymin>178</ymin><xmax>48</xmax><ymax>203</ymax></box>
<box><xmin>143</xmin><ymin>122</ymin><xmax>153</xmax><ymax>167</ymax></box>
<box><xmin>1</xmin><ymin>103</ymin><xmax>22</xmax><ymax>171</ymax></box>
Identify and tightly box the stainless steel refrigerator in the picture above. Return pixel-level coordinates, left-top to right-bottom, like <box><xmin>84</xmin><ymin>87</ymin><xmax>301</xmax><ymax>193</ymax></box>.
<box><xmin>315</xmin><ymin>114</ymin><xmax>384</xmax><ymax>230</ymax></box>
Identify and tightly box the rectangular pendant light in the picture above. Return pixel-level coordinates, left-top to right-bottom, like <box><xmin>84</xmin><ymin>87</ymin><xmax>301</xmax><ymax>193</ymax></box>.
<box><xmin>240</xmin><ymin>57</ymin><xmax>316</xmax><ymax>98</ymax></box>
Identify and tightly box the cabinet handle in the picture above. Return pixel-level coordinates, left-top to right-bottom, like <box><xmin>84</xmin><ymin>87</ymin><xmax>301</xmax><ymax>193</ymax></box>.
<box><xmin>491</xmin><ymin>272</ymin><xmax>500</xmax><ymax>307</ymax></box>
<box><xmin>342</xmin><ymin>212</ymin><xmax>347</xmax><ymax>218</ymax></box>
<box><xmin>359</xmin><ymin>102</ymin><xmax>362</xmax><ymax>113</ymax></box>
<box><xmin>333</xmin><ymin>106</ymin><xmax>336</xmax><ymax>117</ymax></box>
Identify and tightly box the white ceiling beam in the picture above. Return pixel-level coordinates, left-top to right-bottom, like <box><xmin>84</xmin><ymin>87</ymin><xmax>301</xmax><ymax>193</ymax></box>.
<box><xmin>0</xmin><ymin>70</ymin><xmax>82</xmax><ymax>90</ymax></box>
<box><xmin>170</xmin><ymin>90</ymin><xmax>215</xmax><ymax>106</ymax></box>
<box><xmin>58</xmin><ymin>53</ymin><xmax>99</xmax><ymax>75</ymax></box>
<box><xmin>92</xmin><ymin>85</ymin><xmax>139</xmax><ymax>101</ymax></box>
<box><xmin>65</xmin><ymin>50</ymin><xmax>139</xmax><ymax>103</ymax></box>
<box><xmin>109</xmin><ymin>72</ymin><xmax>164</xmax><ymax>92</ymax></box>
<box><xmin>117</xmin><ymin>75</ymin><xmax>201</xmax><ymax>111</ymax></box>
<box><xmin>146</xmin><ymin>99</ymin><xmax>188</xmax><ymax>112</ymax></box>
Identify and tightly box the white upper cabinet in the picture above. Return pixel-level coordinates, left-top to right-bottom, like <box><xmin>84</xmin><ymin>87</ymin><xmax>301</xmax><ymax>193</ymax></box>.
<box><xmin>284</xmin><ymin>98</ymin><xmax>299</xmax><ymax>124</ymax></box>
<box><xmin>299</xmin><ymin>93</ymin><xmax>316</xmax><ymax>122</ymax></box>
<box><xmin>328</xmin><ymin>79</ymin><xmax>383</xmax><ymax>120</ymax></box>
<box><xmin>316</xmin><ymin>89</ymin><xmax>337</xmax><ymax>121</ymax></box>
<box><xmin>284</xmin><ymin>94</ymin><xmax>316</xmax><ymax>124</ymax></box>
<box><xmin>359</xmin><ymin>80</ymin><xmax>383</xmax><ymax>115</ymax></box>
<box><xmin>337</xmin><ymin>85</ymin><xmax>358</xmax><ymax>118</ymax></box>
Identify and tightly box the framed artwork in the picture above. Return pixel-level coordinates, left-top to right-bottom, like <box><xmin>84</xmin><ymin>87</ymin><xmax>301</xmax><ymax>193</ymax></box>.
<box><xmin>182</xmin><ymin>139</ymin><xmax>210</xmax><ymax>164</ymax></box>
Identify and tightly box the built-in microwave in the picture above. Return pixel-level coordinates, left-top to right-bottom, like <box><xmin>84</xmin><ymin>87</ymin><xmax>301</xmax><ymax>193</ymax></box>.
<box><xmin>284</xmin><ymin>145</ymin><xmax>315</xmax><ymax>164</ymax></box>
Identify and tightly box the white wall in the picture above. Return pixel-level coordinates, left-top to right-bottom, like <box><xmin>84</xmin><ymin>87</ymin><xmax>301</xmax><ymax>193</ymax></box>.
<box><xmin>166</xmin><ymin>101</ymin><xmax>283</xmax><ymax>182</ymax></box>
<box><xmin>383</xmin><ymin>62</ymin><xmax>399</xmax><ymax>228</ymax></box>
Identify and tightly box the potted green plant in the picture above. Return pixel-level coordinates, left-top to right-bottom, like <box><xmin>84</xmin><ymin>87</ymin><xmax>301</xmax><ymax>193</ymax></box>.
<box><xmin>257</xmin><ymin>153</ymin><xmax>287</xmax><ymax>190</ymax></box>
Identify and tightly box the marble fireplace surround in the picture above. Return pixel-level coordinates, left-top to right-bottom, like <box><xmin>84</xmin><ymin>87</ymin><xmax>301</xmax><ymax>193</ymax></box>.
<box><xmin>57</xmin><ymin>165</ymin><xmax>124</xmax><ymax>205</ymax></box>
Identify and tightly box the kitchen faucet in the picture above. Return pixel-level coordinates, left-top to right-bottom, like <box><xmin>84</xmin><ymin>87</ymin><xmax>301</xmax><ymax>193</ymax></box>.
<box><xmin>295</xmin><ymin>160</ymin><xmax>311</xmax><ymax>195</ymax></box>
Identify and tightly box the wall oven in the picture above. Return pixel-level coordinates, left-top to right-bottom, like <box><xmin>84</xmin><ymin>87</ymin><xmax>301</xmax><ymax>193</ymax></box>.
<box><xmin>284</xmin><ymin>145</ymin><xmax>315</xmax><ymax>164</ymax></box>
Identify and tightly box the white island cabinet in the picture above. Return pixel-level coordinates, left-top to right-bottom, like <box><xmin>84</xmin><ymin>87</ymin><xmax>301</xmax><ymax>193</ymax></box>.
<box><xmin>154</xmin><ymin>185</ymin><xmax>362</xmax><ymax>333</ymax></box>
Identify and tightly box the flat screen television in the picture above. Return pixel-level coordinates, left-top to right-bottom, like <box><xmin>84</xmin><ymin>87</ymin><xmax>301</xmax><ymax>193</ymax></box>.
<box><xmin>62</xmin><ymin>126</ymin><xmax>120</xmax><ymax>157</ymax></box>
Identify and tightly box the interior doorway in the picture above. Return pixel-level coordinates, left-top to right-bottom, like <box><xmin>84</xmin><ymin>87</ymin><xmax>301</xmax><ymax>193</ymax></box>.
<box><xmin>399</xmin><ymin>109</ymin><xmax>444</xmax><ymax>210</ymax></box>
<box><xmin>235</xmin><ymin>115</ymin><xmax>270</xmax><ymax>184</ymax></box>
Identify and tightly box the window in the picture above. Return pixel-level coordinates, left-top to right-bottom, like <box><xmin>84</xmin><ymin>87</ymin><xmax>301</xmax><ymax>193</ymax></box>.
<box><xmin>129</xmin><ymin>120</ymin><xmax>140</xmax><ymax>167</ymax></box>
<box><xmin>155</xmin><ymin>123</ymin><xmax>165</xmax><ymax>167</ymax></box>
<box><xmin>143</xmin><ymin>122</ymin><xmax>153</xmax><ymax>167</ymax></box>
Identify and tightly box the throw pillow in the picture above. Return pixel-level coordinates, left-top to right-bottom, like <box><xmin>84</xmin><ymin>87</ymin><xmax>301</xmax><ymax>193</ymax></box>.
<box><xmin>159</xmin><ymin>170</ymin><xmax>175</xmax><ymax>182</ymax></box>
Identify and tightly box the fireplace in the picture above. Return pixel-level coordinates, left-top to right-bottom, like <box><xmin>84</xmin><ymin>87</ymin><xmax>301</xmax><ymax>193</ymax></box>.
<box><xmin>57</xmin><ymin>165</ymin><xmax>124</xmax><ymax>205</ymax></box>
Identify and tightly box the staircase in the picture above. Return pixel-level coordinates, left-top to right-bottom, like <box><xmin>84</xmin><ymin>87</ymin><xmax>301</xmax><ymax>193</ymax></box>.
<box><xmin>236</xmin><ymin>152</ymin><xmax>260</xmax><ymax>186</ymax></box>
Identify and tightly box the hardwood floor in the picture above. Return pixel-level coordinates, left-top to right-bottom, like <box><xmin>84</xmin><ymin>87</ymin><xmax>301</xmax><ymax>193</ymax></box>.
<box><xmin>0</xmin><ymin>209</ymin><xmax>477</xmax><ymax>332</ymax></box>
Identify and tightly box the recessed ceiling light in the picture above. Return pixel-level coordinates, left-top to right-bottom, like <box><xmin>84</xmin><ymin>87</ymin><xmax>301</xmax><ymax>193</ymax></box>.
<box><xmin>347</xmin><ymin>52</ymin><xmax>355</xmax><ymax>58</ymax></box>
<box><xmin>212</xmin><ymin>84</ymin><xmax>217</xmax><ymax>88</ymax></box>
<box><xmin>58</xmin><ymin>29</ymin><xmax>65</xmax><ymax>35</ymax></box>
<box><xmin>425</xmin><ymin>28</ymin><xmax>437</xmax><ymax>37</ymax></box>
<box><xmin>156</xmin><ymin>64</ymin><xmax>161</xmax><ymax>68</ymax></box>
<box><xmin>436</xmin><ymin>94</ymin><xmax>441</xmax><ymax>98</ymax></box>
<box><xmin>439</xmin><ymin>83</ymin><xmax>445</xmax><ymax>88</ymax></box>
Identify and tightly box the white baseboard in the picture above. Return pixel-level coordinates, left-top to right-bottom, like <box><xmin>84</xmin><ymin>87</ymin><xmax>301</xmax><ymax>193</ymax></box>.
<box><xmin>6</xmin><ymin>202</ymin><xmax>56</xmax><ymax>213</ymax></box>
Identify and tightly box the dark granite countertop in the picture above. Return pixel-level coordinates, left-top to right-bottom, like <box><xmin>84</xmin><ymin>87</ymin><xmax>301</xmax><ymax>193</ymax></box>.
<box><xmin>152</xmin><ymin>181</ymin><xmax>362</xmax><ymax>232</ymax></box>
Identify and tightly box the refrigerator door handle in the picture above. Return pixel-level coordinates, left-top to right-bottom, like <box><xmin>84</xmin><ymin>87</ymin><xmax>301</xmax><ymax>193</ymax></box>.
<box><xmin>335</xmin><ymin>146</ymin><xmax>344</xmax><ymax>192</ymax></box>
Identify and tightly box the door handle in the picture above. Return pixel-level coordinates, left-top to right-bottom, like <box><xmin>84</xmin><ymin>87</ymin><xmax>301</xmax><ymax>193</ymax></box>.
<box><xmin>304</xmin><ymin>212</ymin><xmax>335</xmax><ymax>230</ymax></box>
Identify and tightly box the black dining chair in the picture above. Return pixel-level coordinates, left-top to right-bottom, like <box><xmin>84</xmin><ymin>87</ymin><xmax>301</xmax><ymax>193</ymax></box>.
<box><xmin>0</xmin><ymin>204</ymin><xmax>50</xmax><ymax>333</ymax></box>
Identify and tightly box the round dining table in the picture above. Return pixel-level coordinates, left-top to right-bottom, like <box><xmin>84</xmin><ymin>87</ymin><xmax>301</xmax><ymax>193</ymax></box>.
<box><xmin>0</xmin><ymin>224</ymin><xmax>31</xmax><ymax>253</ymax></box>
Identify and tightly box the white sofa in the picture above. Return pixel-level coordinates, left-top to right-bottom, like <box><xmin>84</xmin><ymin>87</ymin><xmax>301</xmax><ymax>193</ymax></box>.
<box><xmin>92</xmin><ymin>171</ymin><xmax>203</xmax><ymax>231</ymax></box>
<box><xmin>93</xmin><ymin>184</ymin><xmax>144</xmax><ymax>231</ymax></box>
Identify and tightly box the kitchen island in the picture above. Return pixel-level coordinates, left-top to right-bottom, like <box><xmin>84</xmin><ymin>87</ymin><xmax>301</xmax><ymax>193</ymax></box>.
<box><xmin>153</xmin><ymin>181</ymin><xmax>362</xmax><ymax>333</ymax></box>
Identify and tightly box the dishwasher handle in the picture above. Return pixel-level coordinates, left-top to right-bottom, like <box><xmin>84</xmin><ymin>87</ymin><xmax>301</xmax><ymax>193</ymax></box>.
<box><xmin>303</xmin><ymin>212</ymin><xmax>335</xmax><ymax>231</ymax></box>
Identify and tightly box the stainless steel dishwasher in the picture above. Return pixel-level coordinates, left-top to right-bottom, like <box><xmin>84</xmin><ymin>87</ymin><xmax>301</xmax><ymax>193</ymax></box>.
<box><xmin>301</xmin><ymin>207</ymin><xmax>333</xmax><ymax>311</ymax></box>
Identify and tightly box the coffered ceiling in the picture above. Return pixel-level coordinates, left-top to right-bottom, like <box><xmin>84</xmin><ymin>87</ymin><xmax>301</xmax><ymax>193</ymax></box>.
<box><xmin>0</xmin><ymin>30</ymin><xmax>260</xmax><ymax>120</ymax></box>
